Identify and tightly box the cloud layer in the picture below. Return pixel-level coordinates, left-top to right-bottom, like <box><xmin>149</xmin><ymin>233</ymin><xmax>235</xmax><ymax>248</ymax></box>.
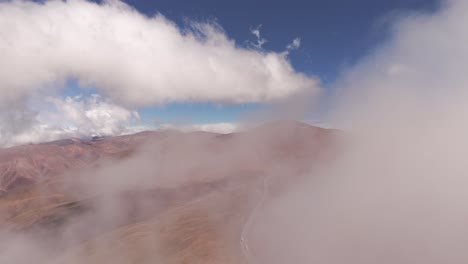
<box><xmin>0</xmin><ymin>0</ymin><xmax>319</xmax><ymax>107</ymax></box>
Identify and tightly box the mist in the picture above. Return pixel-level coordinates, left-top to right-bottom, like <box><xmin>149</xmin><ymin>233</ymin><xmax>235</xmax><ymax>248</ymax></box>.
<box><xmin>248</xmin><ymin>0</ymin><xmax>468</xmax><ymax>263</ymax></box>
<box><xmin>0</xmin><ymin>121</ymin><xmax>332</xmax><ymax>263</ymax></box>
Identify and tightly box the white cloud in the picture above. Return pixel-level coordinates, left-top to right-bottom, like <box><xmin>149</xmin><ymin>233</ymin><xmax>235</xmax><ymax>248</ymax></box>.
<box><xmin>286</xmin><ymin>37</ymin><xmax>301</xmax><ymax>51</ymax></box>
<box><xmin>0</xmin><ymin>92</ymin><xmax>242</xmax><ymax>147</ymax></box>
<box><xmin>0</xmin><ymin>94</ymin><xmax>142</xmax><ymax>147</ymax></box>
<box><xmin>0</xmin><ymin>0</ymin><xmax>319</xmax><ymax>107</ymax></box>
<box><xmin>161</xmin><ymin>122</ymin><xmax>239</xmax><ymax>134</ymax></box>
<box><xmin>44</xmin><ymin>94</ymin><xmax>141</xmax><ymax>136</ymax></box>
<box><xmin>250</xmin><ymin>24</ymin><xmax>267</xmax><ymax>49</ymax></box>
<box><xmin>190</xmin><ymin>122</ymin><xmax>238</xmax><ymax>133</ymax></box>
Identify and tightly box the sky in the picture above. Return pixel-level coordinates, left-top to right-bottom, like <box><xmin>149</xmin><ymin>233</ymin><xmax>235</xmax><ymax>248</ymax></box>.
<box><xmin>118</xmin><ymin>0</ymin><xmax>439</xmax><ymax>129</ymax></box>
<box><xmin>0</xmin><ymin>0</ymin><xmax>443</xmax><ymax>146</ymax></box>
<box><xmin>93</xmin><ymin>0</ymin><xmax>441</xmax><ymax>124</ymax></box>
<box><xmin>94</xmin><ymin>0</ymin><xmax>441</xmax><ymax>125</ymax></box>
<box><xmin>122</xmin><ymin>0</ymin><xmax>440</xmax><ymax>80</ymax></box>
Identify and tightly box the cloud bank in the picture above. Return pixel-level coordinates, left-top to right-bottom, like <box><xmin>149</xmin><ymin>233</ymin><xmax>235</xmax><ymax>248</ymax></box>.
<box><xmin>0</xmin><ymin>0</ymin><xmax>319</xmax><ymax>107</ymax></box>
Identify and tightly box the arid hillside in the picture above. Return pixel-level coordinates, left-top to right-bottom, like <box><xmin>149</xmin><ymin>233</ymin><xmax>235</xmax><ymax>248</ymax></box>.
<box><xmin>0</xmin><ymin>121</ymin><xmax>336</xmax><ymax>264</ymax></box>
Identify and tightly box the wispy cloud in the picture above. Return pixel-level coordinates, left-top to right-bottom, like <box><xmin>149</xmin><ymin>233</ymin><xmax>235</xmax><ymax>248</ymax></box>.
<box><xmin>250</xmin><ymin>24</ymin><xmax>268</xmax><ymax>49</ymax></box>
<box><xmin>286</xmin><ymin>38</ymin><xmax>301</xmax><ymax>51</ymax></box>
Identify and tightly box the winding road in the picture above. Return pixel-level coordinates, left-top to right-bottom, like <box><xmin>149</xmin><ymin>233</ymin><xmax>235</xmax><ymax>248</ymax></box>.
<box><xmin>240</xmin><ymin>175</ymin><xmax>270</xmax><ymax>264</ymax></box>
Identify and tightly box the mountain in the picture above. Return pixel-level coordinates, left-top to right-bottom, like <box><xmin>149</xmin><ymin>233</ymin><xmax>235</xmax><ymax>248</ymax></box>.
<box><xmin>0</xmin><ymin>131</ymin><xmax>163</xmax><ymax>194</ymax></box>
<box><xmin>0</xmin><ymin>121</ymin><xmax>337</xmax><ymax>264</ymax></box>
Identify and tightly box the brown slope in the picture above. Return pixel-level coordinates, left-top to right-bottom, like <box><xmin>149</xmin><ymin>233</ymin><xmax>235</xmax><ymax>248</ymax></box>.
<box><xmin>0</xmin><ymin>131</ymin><xmax>167</xmax><ymax>194</ymax></box>
<box><xmin>0</xmin><ymin>121</ymin><xmax>337</xmax><ymax>264</ymax></box>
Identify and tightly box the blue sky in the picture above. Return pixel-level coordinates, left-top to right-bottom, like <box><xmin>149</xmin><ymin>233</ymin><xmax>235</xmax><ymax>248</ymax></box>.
<box><xmin>123</xmin><ymin>0</ymin><xmax>439</xmax><ymax>81</ymax></box>
<box><xmin>122</xmin><ymin>0</ymin><xmax>439</xmax><ymax>125</ymax></box>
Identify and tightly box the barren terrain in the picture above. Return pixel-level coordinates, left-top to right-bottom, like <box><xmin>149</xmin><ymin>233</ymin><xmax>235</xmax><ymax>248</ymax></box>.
<box><xmin>0</xmin><ymin>121</ymin><xmax>336</xmax><ymax>263</ymax></box>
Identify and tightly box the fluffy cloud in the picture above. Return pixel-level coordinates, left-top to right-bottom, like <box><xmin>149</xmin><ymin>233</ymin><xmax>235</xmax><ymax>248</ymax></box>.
<box><xmin>43</xmin><ymin>94</ymin><xmax>141</xmax><ymax>136</ymax></box>
<box><xmin>0</xmin><ymin>94</ymin><xmax>142</xmax><ymax>147</ymax></box>
<box><xmin>0</xmin><ymin>0</ymin><xmax>319</xmax><ymax>108</ymax></box>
